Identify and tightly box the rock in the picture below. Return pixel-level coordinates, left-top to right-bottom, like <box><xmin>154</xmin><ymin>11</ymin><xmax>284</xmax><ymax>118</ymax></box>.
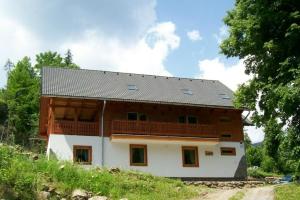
<box><xmin>88</xmin><ymin>196</ymin><xmax>108</xmax><ymax>200</ymax></box>
<box><xmin>119</xmin><ymin>198</ymin><xmax>128</xmax><ymax>200</ymax></box>
<box><xmin>59</xmin><ymin>165</ymin><xmax>65</xmax><ymax>170</ymax></box>
<box><xmin>41</xmin><ymin>184</ymin><xmax>50</xmax><ymax>191</ymax></box>
<box><xmin>32</xmin><ymin>154</ymin><xmax>39</xmax><ymax>160</ymax></box>
<box><xmin>72</xmin><ymin>189</ymin><xmax>88</xmax><ymax>200</ymax></box>
<box><xmin>38</xmin><ymin>191</ymin><xmax>50</xmax><ymax>200</ymax></box>
<box><xmin>109</xmin><ymin>167</ymin><xmax>120</xmax><ymax>173</ymax></box>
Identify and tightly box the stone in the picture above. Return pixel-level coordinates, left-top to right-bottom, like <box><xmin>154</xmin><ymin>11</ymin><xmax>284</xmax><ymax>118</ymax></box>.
<box><xmin>41</xmin><ymin>184</ymin><xmax>50</xmax><ymax>191</ymax></box>
<box><xmin>32</xmin><ymin>154</ymin><xmax>39</xmax><ymax>160</ymax></box>
<box><xmin>38</xmin><ymin>191</ymin><xmax>50</xmax><ymax>200</ymax></box>
<box><xmin>59</xmin><ymin>165</ymin><xmax>65</xmax><ymax>170</ymax></box>
<box><xmin>119</xmin><ymin>198</ymin><xmax>128</xmax><ymax>200</ymax></box>
<box><xmin>109</xmin><ymin>167</ymin><xmax>120</xmax><ymax>173</ymax></box>
<box><xmin>88</xmin><ymin>196</ymin><xmax>108</xmax><ymax>200</ymax></box>
<box><xmin>72</xmin><ymin>189</ymin><xmax>88</xmax><ymax>200</ymax></box>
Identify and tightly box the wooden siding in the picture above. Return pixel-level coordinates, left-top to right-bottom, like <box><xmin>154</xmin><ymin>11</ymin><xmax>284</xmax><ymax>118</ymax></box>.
<box><xmin>39</xmin><ymin>97</ymin><xmax>244</xmax><ymax>142</ymax></box>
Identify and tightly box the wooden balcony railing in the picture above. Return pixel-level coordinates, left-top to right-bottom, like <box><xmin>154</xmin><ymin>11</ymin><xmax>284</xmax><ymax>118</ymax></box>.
<box><xmin>52</xmin><ymin>120</ymin><xmax>99</xmax><ymax>136</ymax></box>
<box><xmin>111</xmin><ymin>120</ymin><xmax>218</xmax><ymax>138</ymax></box>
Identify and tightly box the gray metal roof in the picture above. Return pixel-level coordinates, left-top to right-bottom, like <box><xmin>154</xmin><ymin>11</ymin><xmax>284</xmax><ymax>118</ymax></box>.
<box><xmin>42</xmin><ymin>67</ymin><xmax>237</xmax><ymax>109</ymax></box>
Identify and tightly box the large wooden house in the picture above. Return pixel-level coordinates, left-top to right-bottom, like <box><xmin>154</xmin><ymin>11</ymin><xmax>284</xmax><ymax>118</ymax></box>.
<box><xmin>39</xmin><ymin>67</ymin><xmax>248</xmax><ymax>179</ymax></box>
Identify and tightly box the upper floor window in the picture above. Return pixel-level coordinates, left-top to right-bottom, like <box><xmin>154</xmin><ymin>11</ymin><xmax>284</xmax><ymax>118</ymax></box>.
<box><xmin>182</xmin><ymin>88</ymin><xmax>193</xmax><ymax>95</ymax></box>
<box><xmin>127</xmin><ymin>84</ymin><xmax>138</xmax><ymax>91</ymax></box>
<box><xmin>178</xmin><ymin>116</ymin><xmax>198</xmax><ymax>124</ymax></box>
<box><xmin>128</xmin><ymin>112</ymin><xmax>138</xmax><ymax>120</ymax></box>
<box><xmin>128</xmin><ymin>112</ymin><xmax>147</xmax><ymax>121</ymax></box>
<box><xmin>188</xmin><ymin>116</ymin><xmax>197</xmax><ymax>124</ymax></box>
<box><xmin>220</xmin><ymin>116</ymin><xmax>231</xmax><ymax>122</ymax></box>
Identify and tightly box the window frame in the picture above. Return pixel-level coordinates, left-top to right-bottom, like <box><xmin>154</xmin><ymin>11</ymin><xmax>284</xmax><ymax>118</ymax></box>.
<box><xmin>73</xmin><ymin>145</ymin><xmax>92</xmax><ymax>165</ymax></box>
<box><xmin>187</xmin><ymin>115</ymin><xmax>198</xmax><ymax>124</ymax></box>
<box><xmin>181</xmin><ymin>146</ymin><xmax>199</xmax><ymax>167</ymax></box>
<box><xmin>220</xmin><ymin>147</ymin><xmax>236</xmax><ymax>156</ymax></box>
<box><xmin>205</xmin><ymin>151</ymin><xmax>213</xmax><ymax>156</ymax></box>
<box><xmin>130</xmin><ymin>144</ymin><xmax>148</xmax><ymax>166</ymax></box>
<box><xmin>127</xmin><ymin>112</ymin><xmax>138</xmax><ymax>121</ymax></box>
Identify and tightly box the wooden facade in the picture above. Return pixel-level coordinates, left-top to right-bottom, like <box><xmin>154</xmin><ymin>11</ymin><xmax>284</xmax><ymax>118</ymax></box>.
<box><xmin>39</xmin><ymin>97</ymin><xmax>244</xmax><ymax>142</ymax></box>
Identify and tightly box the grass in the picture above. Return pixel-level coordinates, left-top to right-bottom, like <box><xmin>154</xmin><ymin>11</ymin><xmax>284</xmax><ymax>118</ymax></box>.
<box><xmin>275</xmin><ymin>183</ymin><xmax>300</xmax><ymax>200</ymax></box>
<box><xmin>247</xmin><ymin>167</ymin><xmax>282</xmax><ymax>178</ymax></box>
<box><xmin>228</xmin><ymin>191</ymin><xmax>245</xmax><ymax>200</ymax></box>
<box><xmin>0</xmin><ymin>144</ymin><xmax>205</xmax><ymax>200</ymax></box>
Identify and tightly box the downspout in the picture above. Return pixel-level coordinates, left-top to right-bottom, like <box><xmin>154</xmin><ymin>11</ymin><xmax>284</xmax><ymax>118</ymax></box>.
<box><xmin>101</xmin><ymin>100</ymin><xmax>106</xmax><ymax>167</ymax></box>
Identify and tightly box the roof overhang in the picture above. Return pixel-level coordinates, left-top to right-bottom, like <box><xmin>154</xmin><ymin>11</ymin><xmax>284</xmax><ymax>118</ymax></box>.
<box><xmin>41</xmin><ymin>94</ymin><xmax>244</xmax><ymax>111</ymax></box>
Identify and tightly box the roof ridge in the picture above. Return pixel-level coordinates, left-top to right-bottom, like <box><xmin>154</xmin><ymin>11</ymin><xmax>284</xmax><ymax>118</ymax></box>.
<box><xmin>42</xmin><ymin>66</ymin><xmax>220</xmax><ymax>82</ymax></box>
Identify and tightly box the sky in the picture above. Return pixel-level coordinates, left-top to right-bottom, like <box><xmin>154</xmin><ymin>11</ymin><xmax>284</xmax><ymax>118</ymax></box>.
<box><xmin>0</xmin><ymin>0</ymin><xmax>264</xmax><ymax>143</ymax></box>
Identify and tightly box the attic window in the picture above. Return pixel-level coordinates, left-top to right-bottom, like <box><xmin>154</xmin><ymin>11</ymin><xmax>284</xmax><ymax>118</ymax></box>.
<box><xmin>128</xmin><ymin>84</ymin><xmax>138</xmax><ymax>91</ymax></box>
<box><xmin>182</xmin><ymin>89</ymin><xmax>193</xmax><ymax>95</ymax></box>
<box><xmin>219</xmin><ymin>93</ymin><xmax>231</xmax><ymax>100</ymax></box>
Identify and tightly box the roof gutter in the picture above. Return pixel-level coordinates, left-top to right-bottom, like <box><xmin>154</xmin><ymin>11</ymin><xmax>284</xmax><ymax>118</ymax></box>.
<box><xmin>100</xmin><ymin>100</ymin><xmax>106</xmax><ymax>167</ymax></box>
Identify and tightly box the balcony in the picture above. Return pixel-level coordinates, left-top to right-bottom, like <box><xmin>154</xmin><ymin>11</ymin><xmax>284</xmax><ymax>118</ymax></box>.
<box><xmin>51</xmin><ymin>120</ymin><xmax>99</xmax><ymax>136</ymax></box>
<box><xmin>111</xmin><ymin>120</ymin><xmax>219</xmax><ymax>142</ymax></box>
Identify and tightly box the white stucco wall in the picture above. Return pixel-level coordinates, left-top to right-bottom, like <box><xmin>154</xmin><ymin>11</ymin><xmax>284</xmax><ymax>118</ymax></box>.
<box><xmin>47</xmin><ymin>134</ymin><xmax>245</xmax><ymax>177</ymax></box>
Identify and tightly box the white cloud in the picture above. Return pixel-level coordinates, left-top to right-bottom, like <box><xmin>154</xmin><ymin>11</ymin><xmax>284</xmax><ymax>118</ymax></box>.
<box><xmin>187</xmin><ymin>30</ymin><xmax>202</xmax><ymax>41</ymax></box>
<box><xmin>60</xmin><ymin>22</ymin><xmax>179</xmax><ymax>76</ymax></box>
<box><xmin>197</xmin><ymin>58</ymin><xmax>249</xmax><ymax>91</ymax></box>
<box><xmin>0</xmin><ymin>17</ymin><xmax>42</xmax><ymax>87</ymax></box>
<box><xmin>214</xmin><ymin>25</ymin><xmax>228</xmax><ymax>44</ymax></box>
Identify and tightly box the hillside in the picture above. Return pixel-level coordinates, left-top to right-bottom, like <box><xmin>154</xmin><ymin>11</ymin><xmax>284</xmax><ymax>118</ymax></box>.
<box><xmin>0</xmin><ymin>144</ymin><xmax>204</xmax><ymax>200</ymax></box>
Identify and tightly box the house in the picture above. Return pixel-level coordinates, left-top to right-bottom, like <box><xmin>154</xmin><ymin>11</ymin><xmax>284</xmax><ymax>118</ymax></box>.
<box><xmin>39</xmin><ymin>67</ymin><xmax>248</xmax><ymax>179</ymax></box>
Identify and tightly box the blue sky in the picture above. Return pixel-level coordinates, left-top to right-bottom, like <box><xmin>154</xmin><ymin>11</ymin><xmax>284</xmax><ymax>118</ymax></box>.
<box><xmin>0</xmin><ymin>0</ymin><xmax>264</xmax><ymax>142</ymax></box>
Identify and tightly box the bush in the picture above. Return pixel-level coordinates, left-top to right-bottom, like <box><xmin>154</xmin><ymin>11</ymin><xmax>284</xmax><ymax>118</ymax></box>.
<box><xmin>247</xmin><ymin>167</ymin><xmax>280</xmax><ymax>178</ymax></box>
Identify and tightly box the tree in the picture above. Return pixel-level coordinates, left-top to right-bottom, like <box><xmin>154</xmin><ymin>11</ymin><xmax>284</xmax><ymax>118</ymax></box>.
<box><xmin>6</xmin><ymin>57</ymin><xmax>39</xmax><ymax>145</ymax></box>
<box><xmin>221</xmin><ymin>0</ymin><xmax>300</xmax><ymax>173</ymax></box>
<box><xmin>0</xmin><ymin>89</ymin><xmax>8</xmax><ymax>125</ymax></box>
<box><xmin>35</xmin><ymin>50</ymin><xmax>79</xmax><ymax>74</ymax></box>
<box><xmin>4</xmin><ymin>59</ymin><xmax>14</xmax><ymax>74</ymax></box>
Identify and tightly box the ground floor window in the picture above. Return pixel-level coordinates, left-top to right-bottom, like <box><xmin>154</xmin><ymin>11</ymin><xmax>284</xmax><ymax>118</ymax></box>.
<box><xmin>73</xmin><ymin>145</ymin><xmax>92</xmax><ymax>164</ymax></box>
<box><xmin>182</xmin><ymin>146</ymin><xmax>199</xmax><ymax>167</ymax></box>
<box><xmin>220</xmin><ymin>147</ymin><xmax>236</xmax><ymax>156</ymax></box>
<box><xmin>130</xmin><ymin>144</ymin><xmax>147</xmax><ymax>166</ymax></box>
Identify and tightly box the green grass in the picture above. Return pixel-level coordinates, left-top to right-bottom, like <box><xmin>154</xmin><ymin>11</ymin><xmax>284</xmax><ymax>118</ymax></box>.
<box><xmin>247</xmin><ymin>167</ymin><xmax>282</xmax><ymax>178</ymax></box>
<box><xmin>275</xmin><ymin>184</ymin><xmax>300</xmax><ymax>200</ymax></box>
<box><xmin>0</xmin><ymin>144</ymin><xmax>204</xmax><ymax>200</ymax></box>
<box><xmin>228</xmin><ymin>191</ymin><xmax>245</xmax><ymax>200</ymax></box>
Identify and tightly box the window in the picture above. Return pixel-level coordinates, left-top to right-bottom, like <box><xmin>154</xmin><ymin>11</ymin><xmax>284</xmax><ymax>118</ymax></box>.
<box><xmin>73</xmin><ymin>145</ymin><xmax>92</xmax><ymax>164</ymax></box>
<box><xmin>139</xmin><ymin>113</ymin><xmax>147</xmax><ymax>121</ymax></box>
<box><xmin>221</xmin><ymin>134</ymin><xmax>232</xmax><ymax>138</ymax></box>
<box><xmin>130</xmin><ymin>144</ymin><xmax>147</xmax><ymax>166</ymax></box>
<box><xmin>182</xmin><ymin>89</ymin><xmax>193</xmax><ymax>95</ymax></box>
<box><xmin>178</xmin><ymin>116</ymin><xmax>186</xmax><ymax>123</ymax></box>
<box><xmin>218</xmin><ymin>93</ymin><xmax>231</xmax><ymax>100</ymax></box>
<box><xmin>205</xmin><ymin>151</ymin><xmax>213</xmax><ymax>156</ymax></box>
<box><xmin>220</xmin><ymin>147</ymin><xmax>236</xmax><ymax>156</ymax></box>
<box><xmin>182</xmin><ymin>146</ymin><xmax>199</xmax><ymax>167</ymax></box>
<box><xmin>128</xmin><ymin>112</ymin><xmax>138</xmax><ymax>120</ymax></box>
<box><xmin>220</xmin><ymin>116</ymin><xmax>231</xmax><ymax>122</ymax></box>
<box><xmin>128</xmin><ymin>84</ymin><xmax>138</xmax><ymax>91</ymax></box>
<box><xmin>188</xmin><ymin>116</ymin><xmax>197</xmax><ymax>124</ymax></box>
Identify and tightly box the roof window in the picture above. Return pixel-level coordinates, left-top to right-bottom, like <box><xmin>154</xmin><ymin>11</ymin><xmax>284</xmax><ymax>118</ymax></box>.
<box><xmin>128</xmin><ymin>84</ymin><xmax>138</xmax><ymax>91</ymax></box>
<box><xmin>182</xmin><ymin>89</ymin><xmax>193</xmax><ymax>95</ymax></box>
<box><xmin>219</xmin><ymin>93</ymin><xmax>231</xmax><ymax>100</ymax></box>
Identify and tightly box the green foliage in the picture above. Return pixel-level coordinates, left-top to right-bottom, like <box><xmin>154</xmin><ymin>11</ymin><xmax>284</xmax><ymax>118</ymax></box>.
<box><xmin>246</xmin><ymin>146</ymin><xmax>263</xmax><ymax>167</ymax></box>
<box><xmin>0</xmin><ymin>144</ymin><xmax>200</xmax><ymax>200</ymax></box>
<box><xmin>35</xmin><ymin>50</ymin><xmax>79</xmax><ymax>75</ymax></box>
<box><xmin>2</xmin><ymin>50</ymin><xmax>79</xmax><ymax>146</ymax></box>
<box><xmin>247</xmin><ymin>167</ymin><xmax>281</xmax><ymax>179</ymax></box>
<box><xmin>275</xmin><ymin>183</ymin><xmax>300</xmax><ymax>200</ymax></box>
<box><xmin>223</xmin><ymin>0</ymin><xmax>300</xmax><ymax>175</ymax></box>
<box><xmin>6</xmin><ymin>57</ymin><xmax>39</xmax><ymax>145</ymax></box>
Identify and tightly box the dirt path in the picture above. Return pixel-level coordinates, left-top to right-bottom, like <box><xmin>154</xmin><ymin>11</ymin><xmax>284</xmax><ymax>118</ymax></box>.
<box><xmin>194</xmin><ymin>189</ymin><xmax>241</xmax><ymax>200</ymax></box>
<box><xmin>243</xmin><ymin>186</ymin><xmax>274</xmax><ymax>200</ymax></box>
<box><xmin>194</xmin><ymin>186</ymin><xmax>274</xmax><ymax>200</ymax></box>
